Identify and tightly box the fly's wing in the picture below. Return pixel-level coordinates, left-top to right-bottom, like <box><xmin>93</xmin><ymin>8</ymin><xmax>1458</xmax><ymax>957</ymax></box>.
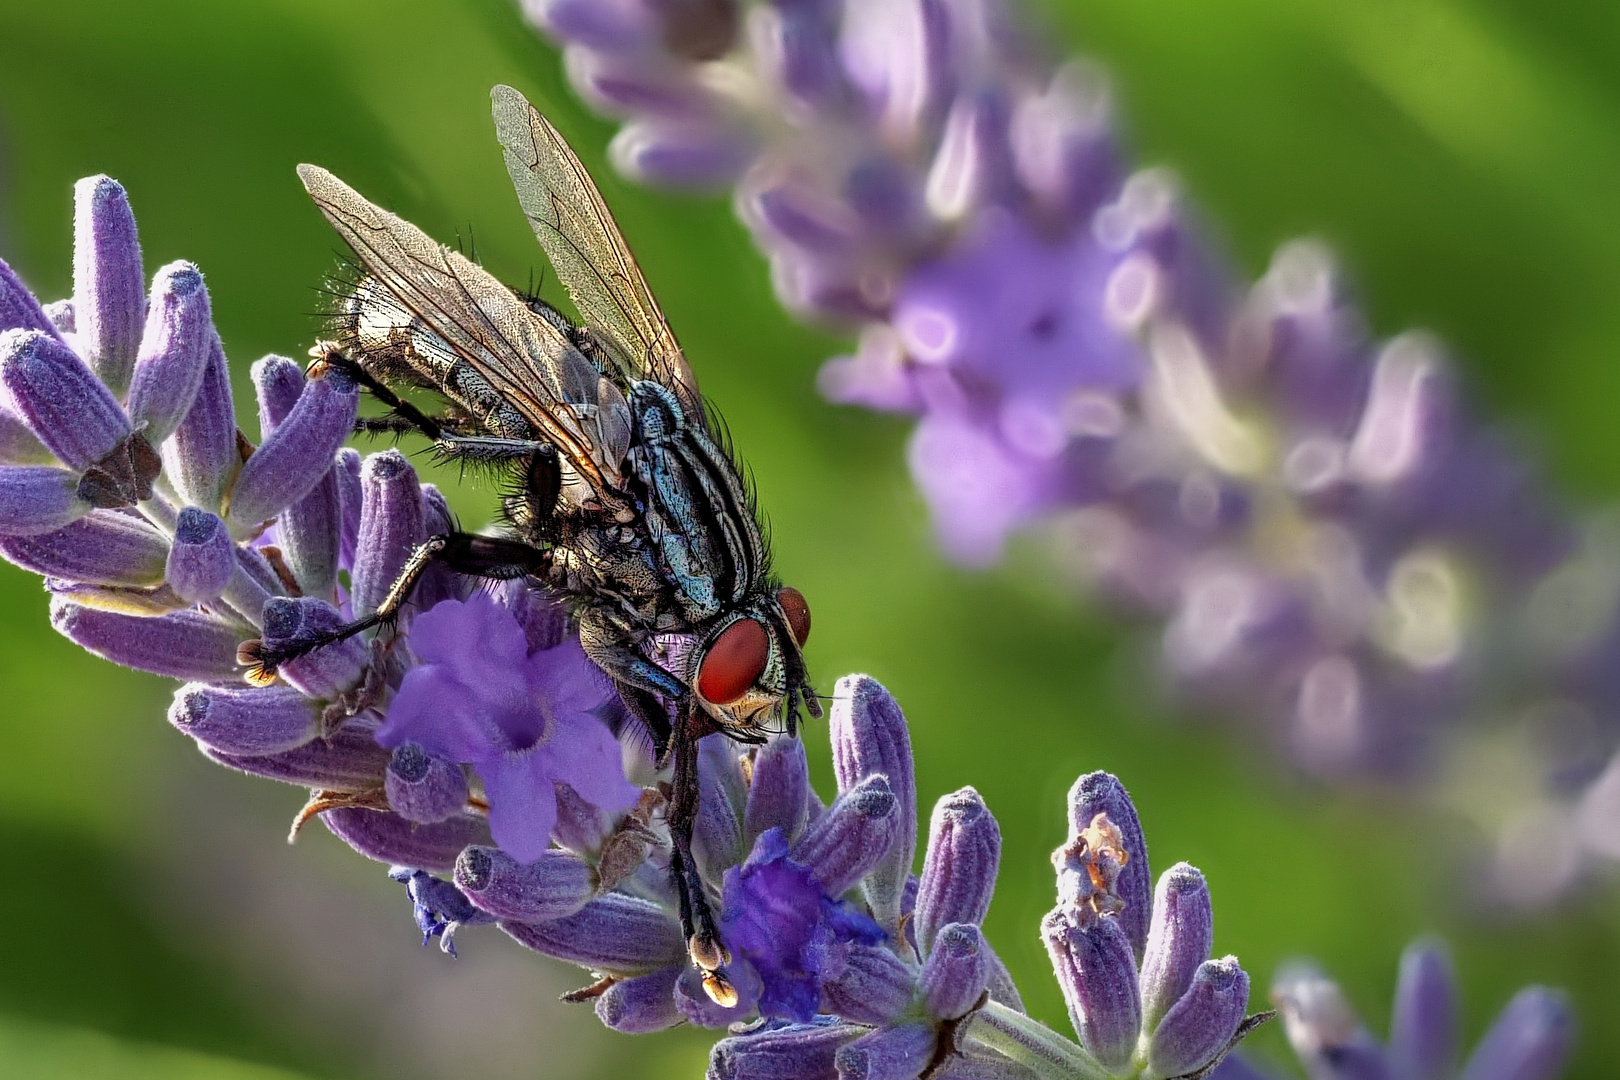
<box><xmin>490</xmin><ymin>85</ymin><xmax>705</xmax><ymax>422</ymax></box>
<box><xmin>297</xmin><ymin>164</ymin><xmax>632</xmax><ymax>505</ymax></box>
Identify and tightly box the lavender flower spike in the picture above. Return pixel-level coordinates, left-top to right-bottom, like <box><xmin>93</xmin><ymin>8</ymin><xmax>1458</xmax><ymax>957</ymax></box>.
<box><xmin>1262</xmin><ymin>938</ymin><xmax>1574</xmax><ymax>1080</ymax></box>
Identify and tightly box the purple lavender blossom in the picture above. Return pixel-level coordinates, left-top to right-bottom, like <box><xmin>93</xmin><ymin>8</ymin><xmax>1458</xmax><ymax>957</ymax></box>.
<box><xmin>1226</xmin><ymin>937</ymin><xmax>1575</xmax><ymax>1080</ymax></box>
<box><xmin>524</xmin><ymin>0</ymin><xmax>1620</xmax><ymax>906</ymax></box>
<box><xmin>376</xmin><ymin>592</ymin><xmax>640</xmax><ymax>862</ymax></box>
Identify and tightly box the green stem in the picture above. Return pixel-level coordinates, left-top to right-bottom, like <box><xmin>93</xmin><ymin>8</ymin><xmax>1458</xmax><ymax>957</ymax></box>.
<box><xmin>964</xmin><ymin>1001</ymin><xmax>1114</xmax><ymax>1080</ymax></box>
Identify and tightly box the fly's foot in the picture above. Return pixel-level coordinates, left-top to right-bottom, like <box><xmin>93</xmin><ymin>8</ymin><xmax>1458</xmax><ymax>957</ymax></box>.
<box><xmin>688</xmin><ymin>924</ymin><xmax>738</xmax><ymax>1007</ymax></box>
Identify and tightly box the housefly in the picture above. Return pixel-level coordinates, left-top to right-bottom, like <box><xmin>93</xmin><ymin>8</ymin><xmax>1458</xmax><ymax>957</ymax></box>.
<box><xmin>245</xmin><ymin>85</ymin><xmax>818</xmax><ymax>1004</ymax></box>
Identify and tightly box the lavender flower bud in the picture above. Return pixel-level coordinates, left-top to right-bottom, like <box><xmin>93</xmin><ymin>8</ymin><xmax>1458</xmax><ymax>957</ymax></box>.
<box><xmin>278</xmin><ymin>462</ymin><xmax>342</xmax><ymax>601</ymax></box>
<box><xmin>321</xmin><ymin>807</ymin><xmax>489</xmax><ymax>873</ymax></box>
<box><xmin>835</xmin><ymin>1023</ymin><xmax>936</xmax><ymax>1080</ymax></box>
<box><xmin>203</xmin><ymin>717</ymin><xmax>390</xmax><ymax>790</ymax></box>
<box><xmin>453</xmin><ymin>844</ymin><xmax>594</xmax><ymax>921</ymax></box>
<box><xmin>51</xmin><ymin>598</ymin><xmax>244</xmax><ymax>681</ymax></box>
<box><xmin>336</xmin><ymin>446</ymin><xmax>361</xmax><ymax>567</ymax></box>
<box><xmin>0</xmin><ymin>466</ymin><xmax>88</xmax><ymax>535</ymax></box>
<box><xmin>163</xmin><ymin>335</ymin><xmax>239</xmax><ymax>513</ymax></box>
<box><xmin>1042</xmin><ymin>908</ymin><xmax>1142</xmax><ymax>1070</ymax></box>
<box><xmin>921</xmin><ymin>922</ymin><xmax>990</xmax><ymax>1021</ymax></box>
<box><xmin>1146</xmin><ymin>956</ymin><xmax>1249</xmax><ymax>1080</ymax></box>
<box><xmin>0</xmin><ymin>328</ymin><xmax>130</xmax><ymax>471</ymax></box>
<box><xmin>693</xmin><ymin>733</ymin><xmax>747</xmax><ymax>881</ymax></box>
<box><xmin>708</xmin><ymin>1018</ymin><xmax>864</xmax><ymax>1080</ymax></box>
<box><xmin>744</xmin><ymin>734</ymin><xmax>812</xmax><ymax>846</ymax></box>
<box><xmin>1457</xmin><ymin>988</ymin><xmax>1574</xmax><ymax>1080</ymax></box>
<box><xmin>841</xmin><ymin>0</ymin><xmax>954</xmax><ymax>145</ymax></box>
<box><xmin>789</xmin><ymin>772</ymin><xmax>901</xmax><ymax>897</ymax></box>
<box><xmin>596</xmin><ymin>966</ymin><xmax>683</xmax><ymax>1033</ymax></box>
<box><xmin>258</xmin><ymin>596</ymin><xmax>367</xmax><ymax>699</ymax></box>
<box><xmin>1064</xmin><ymin>772</ymin><xmax>1151</xmax><ymax>953</ymax></box>
<box><xmin>251</xmin><ymin>354</ymin><xmax>304</xmax><ymax>429</ymax></box>
<box><xmin>385</xmin><ymin>742</ymin><xmax>470</xmax><ymax>824</ymax></box>
<box><xmin>914</xmin><ymin>786</ymin><xmax>1000</xmax><ymax>956</ymax></box>
<box><xmin>1390</xmin><ymin>940</ymin><xmax>1458</xmax><ymax>1080</ymax></box>
<box><xmin>608</xmin><ymin>118</ymin><xmax>757</xmax><ymax>189</ymax></box>
<box><xmin>0</xmin><ymin>404</ymin><xmax>52</xmax><ymax>465</ymax></box>
<box><xmin>0</xmin><ymin>509</ymin><xmax>167</xmax><ymax>586</ymax></box>
<box><xmin>820</xmin><ymin>942</ymin><xmax>917</xmax><ymax>1025</ymax></box>
<box><xmin>0</xmin><ymin>258</ymin><xmax>58</xmax><ymax>338</ymax></box>
<box><xmin>351</xmin><ymin>449</ymin><xmax>425</xmax><ymax>618</ymax></box>
<box><xmin>1272</xmin><ymin>963</ymin><xmax>1389</xmax><ymax>1080</ymax></box>
<box><xmin>72</xmin><ymin>175</ymin><xmax>145</xmax><ymax>393</ymax></box>
<box><xmin>500</xmin><ymin>893</ymin><xmax>686</xmax><ymax>974</ymax></box>
<box><xmin>412</xmin><ymin>483</ymin><xmax>461</xmax><ymax>610</ymax></box>
<box><xmin>165</xmin><ymin>507</ymin><xmax>235</xmax><ymax>603</ymax></box>
<box><xmin>530</xmin><ymin>0</ymin><xmax>658</xmax><ymax>51</ymax></box>
<box><xmin>167</xmin><ymin>682</ymin><xmax>321</xmax><ymax>756</ymax></box>
<box><xmin>125</xmin><ymin>261</ymin><xmax>212</xmax><ymax>443</ymax></box>
<box><xmin>829</xmin><ymin>674</ymin><xmax>916</xmax><ymax>932</ymax></box>
<box><xmin>925</xmin><ymin>90</ymin><xmax>1019</xmax><ymax>222</ymax></box>
<box><xmin>750</xmin><ymin>0</ymin><xmax>844</xmax><ymax>110</ymax></box>
<box><xmin>225</xmin><ymin>369</ymin><xmax>357</xmax><ymax>528</ymax></box>
<box><xmin>1139</xmin><ymin>862</ymin><xmax>1213</xmax><ymax>1031</ymax></box>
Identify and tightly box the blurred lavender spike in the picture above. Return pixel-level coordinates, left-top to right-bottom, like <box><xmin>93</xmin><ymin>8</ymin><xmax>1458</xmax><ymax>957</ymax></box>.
<box><xmin>525</xmin><ymin>0</ymin><xmax>1620</xmax><ymax>907</ymax></box>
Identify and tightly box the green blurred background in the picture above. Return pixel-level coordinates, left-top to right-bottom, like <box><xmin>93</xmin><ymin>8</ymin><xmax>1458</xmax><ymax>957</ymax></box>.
<box><xmin>0</xmin><ymin>0</ymin><xmax>1616</xmax><ymax>1076</ymax></box>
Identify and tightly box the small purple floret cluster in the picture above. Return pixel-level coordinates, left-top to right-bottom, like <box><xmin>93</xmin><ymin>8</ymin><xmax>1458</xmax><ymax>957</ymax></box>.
<box><xmin>525</xmin><ymin>0</ymin><xmax>1620</xmax><ymax>906</ymax></box>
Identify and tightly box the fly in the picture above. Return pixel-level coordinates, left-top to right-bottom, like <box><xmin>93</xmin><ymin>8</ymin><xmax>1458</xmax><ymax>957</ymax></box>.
<box><xmin>243</xmin><ymin>85</ymin><xmax>819</xmax><ymax>1005</ymax></box>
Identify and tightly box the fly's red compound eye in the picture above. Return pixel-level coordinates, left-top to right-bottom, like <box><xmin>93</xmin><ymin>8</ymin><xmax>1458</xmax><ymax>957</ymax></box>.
<box><xmin>697</xmin><ymin>617</ymin><xmax>770</xmax><ymax>705</ymax></box>
<box><xmin>777</xmin><ymin>586</ymin><xmax>811</xmax><ymax>647</ymax></box>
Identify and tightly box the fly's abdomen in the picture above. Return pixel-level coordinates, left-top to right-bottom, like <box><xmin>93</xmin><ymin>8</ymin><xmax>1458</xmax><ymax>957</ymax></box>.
<box><xmin>627</xmin><ymin>382</ymin><xmax>761</xmax><ymax>621</ymax></box>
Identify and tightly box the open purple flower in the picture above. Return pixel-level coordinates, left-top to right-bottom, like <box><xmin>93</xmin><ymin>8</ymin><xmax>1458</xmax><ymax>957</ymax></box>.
<box><xmin>376</xmin><ymin>591</ymin><xmax>639</xmax><ymax>863</ymax></box>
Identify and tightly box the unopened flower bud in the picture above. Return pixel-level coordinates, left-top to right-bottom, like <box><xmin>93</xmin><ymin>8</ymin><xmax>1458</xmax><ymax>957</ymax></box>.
<box><xmin>708</xmin><ymin>1017</ymin><xmax>864</xmax><ymax>1080</ymax></box>
<box><xmin>835</xmin><ymin>1022</ymin><xmax>936</xmax><ymax>1080</ymax></box>
<box><xmin>0</xmin><ymin>328</ymin><xmax>130</xmax><ymax>471</ymax></box>
<box><xmin>1389</xmin><ymin>940</ymin><xmax>1458</xmax><ymax>1080</ymax></box>
<box><xmin>693</xmin><ymin>733</ymin><xmax>747</xmax><ymax>882</ymax></box>
<box><xmin>1146</xmin><ymin>956</ymin><xmax>1249</xmax><ymax>1079</ymax></box>
<box><xmin>0</xmin><ymin>508</ymin><xmax>167</xmax><ymax>586</ymax></box>
<box><xmin>454</xmin><ymin>844</ymin><xmax>594</xmax><ymax>922</ymax></box>
<box><xmin>1457</xmin><ymin>987</ymin><xmax>1574</xmax><ymax>1080</ymax></box>
<box><xmin>258</xmin><ymin>596</ymin><xmax>367</xmax><ymax>699</ymax></box>
<box><xmin>744</xmin><ymin>734</ymin><xmax>811</xmax><ymax>846</ymax></box>
<box><xmin>0</xmin><ymin>257</ymin><xmax>58</xmax><ymax>339</ymax></box>
<box><xmin>922</xmin><ymin>922</ymin><xmax>990</xmax><ymax>1021</ymax></box>
<box><xmin>321</xmin><ymin>807</ymin><xmax>489</xmax><ymax>873</ymax></box>
<box><xmin>73</xmin><ymin>175</ymin><xmax>145</xmax><ymax>394</ymax></box>
<box><xmin>351</xmin><ymin>450</ymin><xmax>425</xmax><ymax>618</ymax></box>
<box><xmin>500</xmin><ymin>893</ymin><xmax>686</xmax><ymax>974</ymax></box>
<box><xmin>203</xmin><ymin>717</ymin><xmax>389</xmax><ymax>790</ymax></box>
<box><xmin>595</xmin><ymin>967</ymin><xmax>683</xmax><ymax>1033</ymax></box>
<box><xmin>385</xmin><ymin>742</ymin><xmax>469</xmax><ymax>823</ymax></box>
<box><xmin>1042</xmin><ymin>907</ymin><xmax>1141</xmax><ymax>1070</ymax></box>
<box><xmin>51</xmin><ymin>597</ymin><xmax>244</xmax><ymax>681</ymax></box>
<box><xmin>790</xmin><ymin>772</ymin><xmax>900</xmax><ymax>896</ymax></box>
<box><xmin>1140</xmin><ymin>862</ymin><xmax>1213</xmax><ymax>1031</ymax></box>
<box><xmin>167</xmin><ymin>682</ymin><xmax>321</xmax><ymax>756</ymax></box>
<box><xmin>165</xmin><ymin>507</ymin><xmax>235</xmax><ymax>603</ymax></box>
<box><xmin>820</xmin><ymin>942</ymin><xmax>917</xmax><ymax>1025</ymax></box>
<box><xmin>0</xmin><ymin>466</ymin><xmax>88</xmax><ymax>535</ymax></box>
<box><xmin>1064</xmin><ymin>772</ymin><xmax>1151</xmax><ymax>952</ymax></box>
<box><xmin>829</xmin><ymin>674</ymin><xmax>915</xmax><ymax>933</ymax></box>
<box><xmin>163</xmin><ymin>336</ymin><xmax>239</xmax><ymax>513</ymax></box>
<box><xmin>915</xmin><ymin>786</ymin><xmax>1001</xmax><ymax>957</ymax></box>
<box><xmin>225</xmin><ymin>369</ymin><xmax>357</xmax><ymax>528</ymax></box>
<box><xmin>125</xmin><ymin>261</ymin><xmax>212</xmax><ymax>442</ymax></box>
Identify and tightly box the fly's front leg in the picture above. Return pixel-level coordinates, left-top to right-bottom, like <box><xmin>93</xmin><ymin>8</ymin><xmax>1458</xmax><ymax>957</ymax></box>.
<box><xmin>241</xmin><ymin>533</ymin><xmax>551</xmax><ymax>684</ymax></box>
<box><xmin>576</xmin><ymin>607</ymin><xmax>736</xmax><ymax>1004</ymax></box>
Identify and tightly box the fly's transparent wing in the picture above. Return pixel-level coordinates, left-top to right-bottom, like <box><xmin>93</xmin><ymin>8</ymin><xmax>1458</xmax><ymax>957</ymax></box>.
<box><xmin>297</xmin><ymin>164</ymin><xmax>632</xmax><ymax>502</ymax></box>
<box><xmin>490</xmin><ymin>84</ymin><xmax>704</xmax><ymax>421</ymax></box>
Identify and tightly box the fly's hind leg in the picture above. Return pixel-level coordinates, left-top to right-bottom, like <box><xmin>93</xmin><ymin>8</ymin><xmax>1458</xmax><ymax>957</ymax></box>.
<box><xmin>240</xmin><ymin>533</ymin><xmax>553</xmax><ymax>684</ymax></box>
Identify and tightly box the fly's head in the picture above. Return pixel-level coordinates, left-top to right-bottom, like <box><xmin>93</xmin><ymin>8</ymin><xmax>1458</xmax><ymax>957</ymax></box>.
<box><xmin>684</xmin><ymin>586</ymin><xmax>816</xmax><ymax>734</ymax></box>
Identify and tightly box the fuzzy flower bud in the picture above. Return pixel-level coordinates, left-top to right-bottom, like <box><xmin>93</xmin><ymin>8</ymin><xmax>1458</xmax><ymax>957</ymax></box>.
<box><xmin>72</xmin><ymin>175</ymin><xmax>145</xmax><ymax>393</ymax></box>
<box><xmin>453</xmin><ymin>844</ymin><xmax>594</xmax><ymax>922</ymax></box>
<box><xmin>167</xmin><ymin>682</ymin><xmax>322</xmax><ymax>757</ymax></box>
<box><xmin>385</xmin><ymin>742</ymin><xmax>470</xmax><ymax>824</ymax></box>
<box><xmin>915</xmin><ymin>786</ymin><xmax>1001</xmax><ymax>956</ymax></box>
<box><xmin>829</xmin><ymin>674</ymin><xmax>916</xmax><ymax>933</ymax></box>
<box><xmin>125</xmin><ymin>261</ymin><xmax>212</xmax><ymax>443</ymax></box>
<box><xmin>165</xmin><ymin>506</ymin><xmax>235</xmax><ymax>603</ymax></box>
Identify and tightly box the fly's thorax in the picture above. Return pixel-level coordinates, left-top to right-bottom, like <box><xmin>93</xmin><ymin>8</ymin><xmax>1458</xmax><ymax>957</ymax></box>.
<box><xmin>623</xmin><ymin>380</ymin><xmax>765</xmax><ymax>625</ymax></box>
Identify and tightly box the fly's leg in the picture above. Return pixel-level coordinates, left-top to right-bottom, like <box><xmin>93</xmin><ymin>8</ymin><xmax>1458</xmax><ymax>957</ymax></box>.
<box><xmin>239</xmin><ymin>533</ymin><xmax>552</xmax><ymax>683</ymax></box>
<box><xmin>313</xmin><ymin>344</ymin><xmax>552</xmax><ymax>468</ymax></box>
<box><xmin>576</xmin><ymin>606</ymin><xmax>737</xmax><ymax>1005</ymax></box>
